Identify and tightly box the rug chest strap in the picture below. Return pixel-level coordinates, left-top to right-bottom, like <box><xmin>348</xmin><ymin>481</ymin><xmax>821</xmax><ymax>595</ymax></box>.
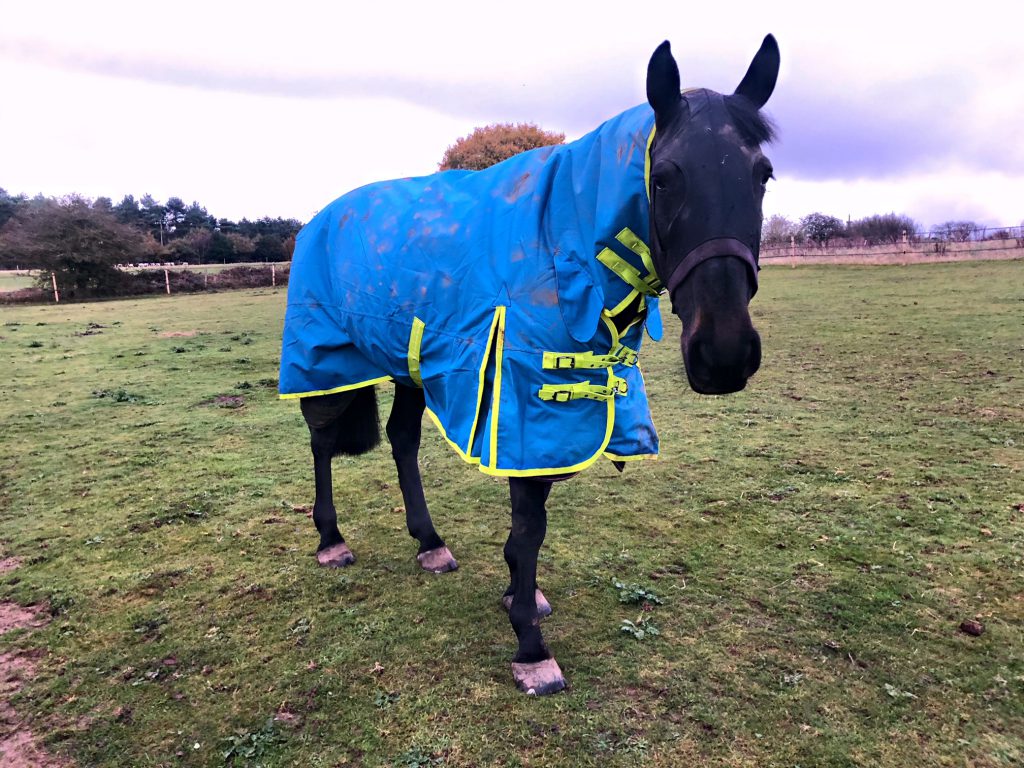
<box><xmin>542</xmin><ymin>350</ymin><xmax>636</xmax><ymax>370</ymax></box>
<box><xmin>538</xmin><ymin>376</ymin><xmax>628</xmax><ymax>403</ymax></box>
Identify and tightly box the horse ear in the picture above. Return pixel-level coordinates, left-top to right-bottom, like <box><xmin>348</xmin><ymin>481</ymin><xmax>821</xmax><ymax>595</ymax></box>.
<box><xmin>734</xmin><ymin>34</ymin><xmax>780</xmax><ymax>109</ymax></box>
<box><xmin>647</xmin><ymin>41</ymin><xmax>680</xmax><ymax>125</ymax></box>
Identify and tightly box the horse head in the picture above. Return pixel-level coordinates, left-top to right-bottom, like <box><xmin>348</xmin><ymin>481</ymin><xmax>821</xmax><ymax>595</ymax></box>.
<box><xmin>646</xmin><ymin>35</ymin><xmax>779</xmax><ymax>394</ymax></box>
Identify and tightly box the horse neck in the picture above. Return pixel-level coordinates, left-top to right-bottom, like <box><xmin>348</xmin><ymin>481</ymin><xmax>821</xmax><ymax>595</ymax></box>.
<box><xmin>545</xmin><ymin>104</ymin><xmax>657</xmax><ymax>299</ymax></box>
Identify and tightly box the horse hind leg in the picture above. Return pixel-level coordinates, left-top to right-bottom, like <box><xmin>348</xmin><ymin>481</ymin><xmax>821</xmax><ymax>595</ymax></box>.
<box><xmin>300</xmin><ymin>387</ymin><xmax>381</xmax><ymax>567</ymax></box>
<box><xmin>386</xmin><ymin>384</ymin><xmax>457</xmax><ymax>573</ymax></box>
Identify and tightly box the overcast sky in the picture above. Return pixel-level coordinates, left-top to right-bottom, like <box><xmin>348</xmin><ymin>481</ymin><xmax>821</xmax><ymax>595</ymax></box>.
<box><xmin>2</xmin><ymin>1</ymin><xmax>1023</xmax><ymax>230</ymax></box>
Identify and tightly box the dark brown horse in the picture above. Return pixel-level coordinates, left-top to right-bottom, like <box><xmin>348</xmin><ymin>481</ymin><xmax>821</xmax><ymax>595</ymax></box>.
<box><xmin>287</xmin><ymin>36</ymin><xmax>779</xmax><ymax>694</ymax></box>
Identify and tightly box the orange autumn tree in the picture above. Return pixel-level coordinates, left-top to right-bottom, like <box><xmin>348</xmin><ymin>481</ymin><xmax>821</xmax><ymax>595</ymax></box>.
<box><xmin>440</xmin><ymin>123</ymin><xmax>565</xmax><ymax>171</ymax></box>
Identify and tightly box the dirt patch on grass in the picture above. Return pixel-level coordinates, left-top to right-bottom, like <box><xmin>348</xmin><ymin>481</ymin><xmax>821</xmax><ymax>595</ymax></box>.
<box><xmin>203</xmin><ymin>394</ymin><xmax>245</xmax><ymax>409</ymax></box>
<box><xmin>158</xmin><ymin>331</ymin><xmax>198</xmax><ymax>338</ymax></box>
<box><xmin>0</xmin><ymin>567</ymin><xmax>69</xmax><ymax>766</ymax></box>
<box><xmin>0</xmin><ymin>557</ymin><xmax>22</xmax><ymax>574</ymax></box>
<box><xmin>0</xmin><ymin>650</ymin><xmax>68</xmax><ymax>767</ymax></box>
<box><xmin>0</xmin><ymin>604</ymin><xmax>49</xmax><ymax>635</ymax></box>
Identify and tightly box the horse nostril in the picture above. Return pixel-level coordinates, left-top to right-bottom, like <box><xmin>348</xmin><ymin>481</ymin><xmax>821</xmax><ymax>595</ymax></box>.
<box><xmin>745</xmin><ymin>333</ymin><xmax>762</xmax><ymax>377</ymax></box>
<box><xmin>694</xmin><ymin>339</ymin><xmax>716</xmax><ymax>369</ymax></box>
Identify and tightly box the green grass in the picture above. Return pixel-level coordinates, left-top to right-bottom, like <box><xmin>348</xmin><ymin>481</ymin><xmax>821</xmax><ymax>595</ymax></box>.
<box><xmin>0</xmin><ymin>262</ymin><xmax>1021</xmax><ymax>767</ymax></box>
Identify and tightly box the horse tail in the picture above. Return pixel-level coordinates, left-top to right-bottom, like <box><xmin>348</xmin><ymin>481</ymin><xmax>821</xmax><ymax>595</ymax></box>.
<box><xmin>332</xmin><ymin>386</ymin><xmax>381</xmax><ymax>456</ymax></box>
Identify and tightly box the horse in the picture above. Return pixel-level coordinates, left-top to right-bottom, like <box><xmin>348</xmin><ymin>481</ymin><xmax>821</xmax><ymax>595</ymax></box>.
<box><xmin>279</xmin><ymin>35</ymin><xmax>780</xmax><ymax>695</ymax></box>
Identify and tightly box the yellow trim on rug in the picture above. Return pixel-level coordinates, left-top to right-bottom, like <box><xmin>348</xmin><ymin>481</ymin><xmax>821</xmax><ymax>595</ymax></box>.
<box><xmin>278</xmin><ymin>376</ymin><xmax>393</xmax><ymax>400</ymax></box>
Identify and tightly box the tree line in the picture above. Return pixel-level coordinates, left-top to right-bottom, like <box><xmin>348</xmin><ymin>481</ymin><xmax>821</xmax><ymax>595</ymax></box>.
<box><xmin>0</xmin><ymin>189</ymin><xmax>303</xmax><ymax>271</ymax></box>
<box><xmin>8</xmin><ymin>122</ymin><xmax>1013</xmax><ymax>302</ymax></box>
<box><xmin>763</xmin><ymin>212</ymin><xmax>1018</xmax><ymax>248</ymax></box>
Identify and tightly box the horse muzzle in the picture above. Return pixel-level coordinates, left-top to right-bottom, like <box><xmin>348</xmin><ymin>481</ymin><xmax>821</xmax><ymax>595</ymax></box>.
<box><xmin>667</xmin><ymin>238</ymin><xmax>762</xmax><ymax>395</ymax></box>
<box><xmin>681</xmin><ymin>326</ymin><xmax>761</xmax><ymax>394</ymax></box>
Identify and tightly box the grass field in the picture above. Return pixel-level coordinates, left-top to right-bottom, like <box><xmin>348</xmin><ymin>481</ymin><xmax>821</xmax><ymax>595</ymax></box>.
<box><xmin>0</xmin><ymin>262</ymin><xmax>1021</xmax><ymax>767</ymax></box>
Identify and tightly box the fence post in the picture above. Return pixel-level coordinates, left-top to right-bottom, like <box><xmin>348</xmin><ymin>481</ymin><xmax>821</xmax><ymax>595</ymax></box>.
<box><xmin>790</xmin><ymin>236</ymin><xmax>796</xmax><ymax>268</ymax></box>
<box><xmin>51</xmin><ymin>272</ymin><xmax>60</xmax><ymax>303</ymax></box>
<box><xmin>164</xmin><ymin>269</ymin><xmax>171</xmax><ymax>295</ymax></box>
<box><xmin>271</xmin><ymin>264</ymin><xmax>276</xmax><ymax>287</ymax></box>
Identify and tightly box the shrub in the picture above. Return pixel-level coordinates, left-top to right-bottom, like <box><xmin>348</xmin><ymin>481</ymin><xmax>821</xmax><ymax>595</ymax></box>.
<box><xmin>0</xmin><ymin>286</ymin><xmax>49</xmax><ymax>305</ymax></box>
<box><xmin>0</xmin><ymin>196</ymin><xmax>159</xmax><ymax>298</ymax></box>
<box><xmin>847</xmin><ymin>213</ymin><xmax>919</xmax><ymax>245</ymax></box>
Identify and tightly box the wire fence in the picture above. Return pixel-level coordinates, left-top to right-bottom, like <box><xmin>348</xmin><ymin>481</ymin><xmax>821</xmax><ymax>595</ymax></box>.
<box><xmin>0</xmin><ymin>263</ymin><xmax>289</xmax><ymax>304</ymax></box>
<box><xmin>763</xmin><ymin>224</ymin><xmax>1024</xmax><ymax>253</ymax></box>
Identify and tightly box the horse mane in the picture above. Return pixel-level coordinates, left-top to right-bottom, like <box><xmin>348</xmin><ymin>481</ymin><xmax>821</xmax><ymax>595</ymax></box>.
<box><xmin>723</xmin><ymin>94</ymin><xmax>777</xmax><ymax>145</ymax></box>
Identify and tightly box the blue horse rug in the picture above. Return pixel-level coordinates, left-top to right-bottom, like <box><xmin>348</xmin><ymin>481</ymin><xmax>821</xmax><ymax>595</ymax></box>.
<box><xmin>280</xmin><ymin>103</ymin><xmax>664</xmax><ymax>477</ymax></box>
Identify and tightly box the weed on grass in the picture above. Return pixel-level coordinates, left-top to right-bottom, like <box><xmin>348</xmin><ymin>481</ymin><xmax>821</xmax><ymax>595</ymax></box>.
<box><xmin>221</xmin><ymin>718</ymin><xmax>286</xmax><ymax>766</ymax></box>
<box><xmin>393</xmin><ymin>744</ymin><xmax>445</xmax><ymax>767</ymax></box>
<box><xmin>619</xmin><ymin>616</ymin><xmax>660</xmax><ymax>640</ymax></box>
<box><xmin>91</xmin><ymin>388</ymin><xmax>145</xmax><ymax>403</ymax></box>
<box><xmin>612</xmin><ymin>578</ymin><xmax>664</xmax><ymax>605</ymax></box>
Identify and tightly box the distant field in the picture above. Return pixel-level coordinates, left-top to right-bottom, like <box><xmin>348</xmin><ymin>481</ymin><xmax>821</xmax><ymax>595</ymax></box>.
<box><xmin>0</xmin><ymin>263</ymin><xmax>1021</xmax><ymax>767</ymax></box>
<box><xmin>123</xmin><ymin>261</ymin><xmax>290</xmax><ymax>274</ymax></box>
<box><xmin>0</xmin><ymin>270</ymin><xmax>37</xmax><ymax>292</ymax></box>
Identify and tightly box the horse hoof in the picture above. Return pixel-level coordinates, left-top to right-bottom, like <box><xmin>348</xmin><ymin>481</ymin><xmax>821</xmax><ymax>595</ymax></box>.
<box><xmin>417</xmin><ymin>546</ymin><xmax>458</xmax><ymax>573</ymax></box>
<box><xmin>316</xmin><ymin>542</ymin><xmax>356</xmax><ymax>568</ymax></box>
<box><xmin>501</xmin><ymin>589</ymin><xmax>552</xmax><ymax>618</ymax></box>
<box><xmin>511</xmin><ymin>658</ymin><xmax>565</xmax><ymax>696</ymax></box>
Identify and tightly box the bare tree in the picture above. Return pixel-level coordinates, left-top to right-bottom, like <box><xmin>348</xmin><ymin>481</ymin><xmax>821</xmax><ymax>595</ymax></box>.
<box><xmin>800</xmin><ymin>212</ymin><xmax>845</xmax><ymax>247</ymax></box>
<box><xmin>761</xmin><ymin>214</ymin><xmax>801</xmax><ymax>246</ymax></box>
<box><xmin>930</xmin><ymin>220</ymin><xmax>977</xmax><ymax>242</ymax></box>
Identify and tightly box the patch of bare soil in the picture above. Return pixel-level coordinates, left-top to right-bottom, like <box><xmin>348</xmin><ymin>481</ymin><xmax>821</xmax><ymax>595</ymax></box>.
<box><xmin>0</xmin><ymin>558</ymin><xmax>22</xmax><ymax>574</ymax></box>
<box><xmin>158</xmin><ymin>330</ymin><xmax>198</xmax><ymax>338</ymax></box>
<box><xmin>197</xmin><ymin>394</ymin><xmax>245</xmax><ymax>409</ymax></box>
<box><xmin>0</xmin><ymin>572</ymin><xmax>70</xmax><ymax>766</ymax></box>
<box><xmin>0</xmin><ymin>604</ymin><xmax>48</xmax><ymax>635</ymax></box>
<box><xmin>0</xmin><ymin>651</ymin><xmax>67</xmax><ymax>767</ymax></box>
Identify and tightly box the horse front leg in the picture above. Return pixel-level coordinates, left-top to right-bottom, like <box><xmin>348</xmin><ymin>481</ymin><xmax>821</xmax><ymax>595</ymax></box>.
<box><xmin>501</xmin><ymin>475</ymin><xmax>553</xmax><ymax>618</ymax></box>
<box><xmin>386</xmin><ymin>384</ymin><xmax>457</xmax><ymax>573</ymax></box>
<box><xmin>505</xmin><ymin>477</ymin><xmax>565</xmax><ymax>695</ymax></box>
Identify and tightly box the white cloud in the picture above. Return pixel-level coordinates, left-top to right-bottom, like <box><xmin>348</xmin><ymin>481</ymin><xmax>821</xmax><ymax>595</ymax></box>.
<box><xmin>2</xmin><ymin>0</ymin><xmax>1022</xmax><ymax>227</ymax></box>
<box><xmin>769</xmin><ymin>168</ymin><xmax>1024</xmax><ymax>229</ymax></box>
